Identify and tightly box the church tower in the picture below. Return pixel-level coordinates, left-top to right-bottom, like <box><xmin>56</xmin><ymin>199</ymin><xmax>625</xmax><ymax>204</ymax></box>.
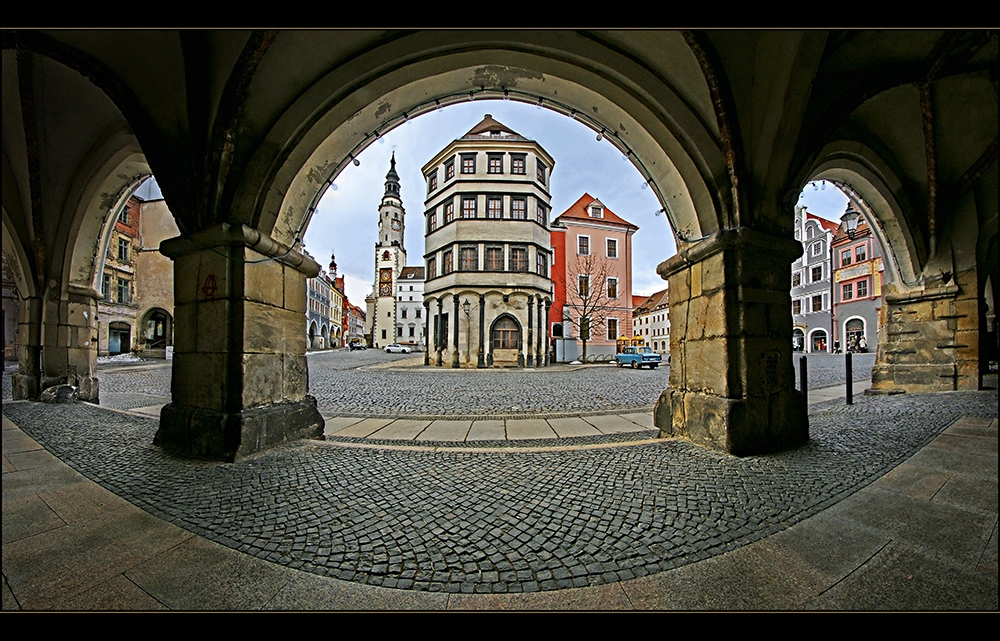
<box><xmin>371</xmin><ymin>153</ymin><xmax>407</xmax><ymax>347</ymax></box>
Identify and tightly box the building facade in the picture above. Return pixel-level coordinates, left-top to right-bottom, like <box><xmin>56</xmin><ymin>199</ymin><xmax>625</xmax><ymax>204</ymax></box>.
<box><xmin>632</xmin><ymin>286</ymin><xmax>670</xmax><ymax>355</ymax></box>
<box><xmin>422</xmin><ymin>114</ymin><xmax>555</xmax><ymax>368</ymax></box>
<box><xmin>133</xmin><ymin>198</ymin><xmax>179</xmax><ymax>358</ymax></box>
<box><xmin>306</xmin><ymin>250</ymin><xmax>335</xmax><ymax>350</ymax></box>
<box><xmin>550</xmin><ymin>194</ymin><xmax>637</xmax><ymax>361</ymax></box>
<box><xmin>791</xmin><ymin>206</ymin><xmax>838</xmax><ymax>353</ymax></box>
<box><xmin>396</xmin><ymin>266</ymin><xmax>426</xmax><ymax>349</ymax></box>
<box><xmin>366</xmin><ymin>154</ymin><xmax>410</xmax><ymax>349</ymax></box>
<box><xmin>832</xmin><ymin>207</ymin><xmax>884</xmax><ymax>354</ymax></box>
<box><xmin>98</xmin><ymin>196</ymin><xmax>141</xmax><ymax>356</ymax></box>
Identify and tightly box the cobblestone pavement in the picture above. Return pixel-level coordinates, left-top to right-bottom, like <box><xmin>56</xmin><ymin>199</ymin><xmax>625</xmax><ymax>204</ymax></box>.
<box><xmin>1</xmin><ymin>350</ymin><xmax>876</xmax><ymax>416</ymax></box>
<box><xmin>4</xmin><ymin>389</ymin><xmax>994</xmax><ymax>594</ymax></box>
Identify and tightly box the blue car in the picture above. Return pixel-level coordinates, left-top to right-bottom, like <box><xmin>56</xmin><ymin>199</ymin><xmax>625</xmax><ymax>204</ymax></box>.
<box><xmin>615</xmin><ymin>346</ymin><xmax>661</xmax><ymax>369</ymax></box>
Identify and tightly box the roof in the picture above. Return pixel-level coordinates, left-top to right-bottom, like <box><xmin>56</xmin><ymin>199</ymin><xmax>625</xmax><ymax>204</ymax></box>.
<box><xmin>553</xmin><ymin>193</ymin><xmax>638</xmax><ymax>231</ymax></box>
<box><xmin>805</xmin><ymin>211</ymin><xmax>840</xmax><ymax>234</ymax></box>
<box><xmin>633</xmin><ymin>287</ymin><xmax>669</xmax><ymax>314</ymax></box>
<box><xmin>399</xmin><ymin>266</ymin><xmax>426</xmax><ymax>280</ymax></box>
<box><xmin>461</xmin><ymin>114</ymin><xmax>527</xmax><ymax>141</ymax></box>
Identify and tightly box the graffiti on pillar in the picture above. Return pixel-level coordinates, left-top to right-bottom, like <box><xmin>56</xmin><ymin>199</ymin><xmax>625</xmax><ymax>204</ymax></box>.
<box><xmin>202</xmin><ymin>274</ymin><xmax>219</xmax><ymax>299</ymax></box>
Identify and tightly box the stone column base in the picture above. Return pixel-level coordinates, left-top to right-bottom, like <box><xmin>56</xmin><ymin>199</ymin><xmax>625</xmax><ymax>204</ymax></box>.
<box><xmin>155</xmin><ymin>395</ymin><xmax>324</xmax><ymax>462</ymax></box>
<box><xmin>12</xmin><ymin>373</ymin><xmax>39</xmax><ymax>401</ymax></box>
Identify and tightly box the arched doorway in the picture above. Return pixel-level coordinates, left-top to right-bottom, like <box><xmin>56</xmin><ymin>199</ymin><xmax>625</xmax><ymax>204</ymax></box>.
<box><xmin>845</xmin><ymin>318</ymin><xmax>866</xmax><ymax>352</ymax></box>
<box><xmin>810</xmin><ymin>329</ymin><xmax>828</xmax><ymax>354</ymax></box>
<box><xmin>108</xmin><ymin>322</ymin><xmax>132</xmax><ymax>355</ymax></box>
<box><xmin>792</xmin><ymin>329</ymin><xmax>805</xmax><ymax>352</ymax></box>
<box><xmin>490</xmin><ymin>315</ymin><xmax>522</xmax><ymax>367</ymax></box>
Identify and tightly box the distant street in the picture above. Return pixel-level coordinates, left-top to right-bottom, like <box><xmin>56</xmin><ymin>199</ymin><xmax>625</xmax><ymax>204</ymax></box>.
<box><xmin>4</xmin><ymin>351</ymin><xmax>876</xmax><ymax>416</ymax></box>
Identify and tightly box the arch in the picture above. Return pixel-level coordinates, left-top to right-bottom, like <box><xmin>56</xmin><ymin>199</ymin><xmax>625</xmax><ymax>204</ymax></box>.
<box><xmin>843</xmin><ymin>316</ymin><xmax>867</xmax><ymax>351</ymax></box>
<box><xmin>807</xmin><ymin>328</ymin><xmax>828</xmax><ymax>354</ymax></box>
<box><xmin>234</xmin><ymin>32</ymin><xmax>728</xmax><ymax>252</ymax></box>
<box><xmin>490</xmin><ymin>314</ymin><xmax>522</xmax><ymax>351</ymax></box>
<box><xmin>792</xmin><ymin>328</ymin><xmax>805</xmax><ymax>352</ymax></box>
<box><xmin>138</xmin><ymin>307</ymin><xmax>173</xmax><ymax>353</ymax></box>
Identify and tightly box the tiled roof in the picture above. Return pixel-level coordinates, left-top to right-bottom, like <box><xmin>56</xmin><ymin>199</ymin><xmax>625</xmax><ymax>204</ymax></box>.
<box><xmin>554</xmin><ymin>193</ymin><xmax>638</xmax><ymax>230</ymax></box>
<box><xmin>460</xmin><ymin>114</ymin><xmax>527</xmax><ymax>141</ymax></box>
<box><xmin>399</xmin><ymin>266</ymin><xmax>426</xmax><ymax>280</ymax></box>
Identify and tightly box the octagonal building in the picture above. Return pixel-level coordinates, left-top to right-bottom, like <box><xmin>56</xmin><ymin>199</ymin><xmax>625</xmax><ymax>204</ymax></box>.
<box><xmin>422</xmin><ymin>114</ymin><xmax>555</xmax><ymax>368</ymax></box>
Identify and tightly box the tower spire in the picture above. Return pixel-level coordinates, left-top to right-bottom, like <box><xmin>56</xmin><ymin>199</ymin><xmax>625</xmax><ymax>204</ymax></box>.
<box><xmin>384</xmin><ymin>152</ymin><xmax>400</xmax><ymax>198</ymax></box>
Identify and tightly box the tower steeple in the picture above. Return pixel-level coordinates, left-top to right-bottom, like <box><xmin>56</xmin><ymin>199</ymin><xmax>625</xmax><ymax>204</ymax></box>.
<box><xmin>383</xmin><ymin>152</ymin><xmax>401</xmax><ymax>199</ymax></box>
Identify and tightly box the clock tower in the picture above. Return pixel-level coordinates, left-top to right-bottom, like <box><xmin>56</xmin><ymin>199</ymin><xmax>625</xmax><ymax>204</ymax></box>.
<box><xmin>372</xmin><ymin>153</ymin><xmax>407</xmax><ymax>347</ymax></box>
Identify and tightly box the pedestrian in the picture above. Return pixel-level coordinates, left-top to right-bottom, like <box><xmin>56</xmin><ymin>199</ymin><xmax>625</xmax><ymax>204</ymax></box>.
<box><xmin>858</xmin><ymin>336</ymin><xmax>868</xmax><ymax>352</ymax></box>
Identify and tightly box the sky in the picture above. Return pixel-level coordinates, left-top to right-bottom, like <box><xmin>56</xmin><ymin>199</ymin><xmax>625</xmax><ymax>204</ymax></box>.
<box><xmin>140</xmin><ymin>102</ymin><xmax>853</xmax><ymax>306</ymax></box>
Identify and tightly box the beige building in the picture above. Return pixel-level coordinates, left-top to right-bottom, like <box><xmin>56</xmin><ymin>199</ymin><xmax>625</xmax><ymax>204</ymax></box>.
<box><xmin>422</xmin><ymin>114</ymin><xmax>555</xmax><ymax>368</ymax></box>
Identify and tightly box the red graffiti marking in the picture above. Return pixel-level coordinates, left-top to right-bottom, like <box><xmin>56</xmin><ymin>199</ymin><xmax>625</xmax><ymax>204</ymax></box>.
<box><xmin>202</xmin><ymin>274</ymin><xmax>219</xmax><ymax>299</ymax></box>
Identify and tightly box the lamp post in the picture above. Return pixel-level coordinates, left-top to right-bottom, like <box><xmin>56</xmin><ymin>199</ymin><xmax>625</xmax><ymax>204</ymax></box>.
<box><xmin>463</xmin><ymin>298</ymin><xmax>472</xmax><ymax>367</ymax></box>
<box><xmin>842</xmin><ymin>203</ymin><xmax>861</xmax><ymax>240</ymax></box>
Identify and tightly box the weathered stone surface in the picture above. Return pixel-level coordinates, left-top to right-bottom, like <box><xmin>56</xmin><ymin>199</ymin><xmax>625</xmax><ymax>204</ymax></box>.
<box><xmin>39</xmin><ymin>384</ymin><xmax>78</xmax><ymax>403</ymax></box>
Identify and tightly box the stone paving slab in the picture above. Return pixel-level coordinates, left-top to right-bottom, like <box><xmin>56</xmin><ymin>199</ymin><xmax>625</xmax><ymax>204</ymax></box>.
<box><xmin>505</xmin><ymin>418</ymin><xmax>556</xmax><ymax>440</ymax></box>
<box><xmin>418</xmin><ymin>420</ymin><xmax>473</xmax><ymax>442</ymax></box>
<box><xmin>582</xmin><ymin>414</ymin><xmax>650</xmax><ymax>434</ymax></box>
<box><xmin>322</xmin><ymin>417</ymin><xmax>365</xmax><ymax>437</ymax></box>
<box><xmin>329</xmin><ymin>418</ymin><xmax>394</xmax><ymax>438</ymax></box>
<box><xmin>545</xmin><ymin>417</ymin><xmax>601</xmax><ymax>438</ymax></box>
<box><xmin>369</xmin><ymin>419</ymin><xmax>432</xmax><ymax>440</ymax></box>
<box><xmin>467</xmin><ymin>420</ymin><xmax>505</xmax><ymax>441</ymax></box>
<box><xmin>617</xmin><ymin>412</ymin><xmax>655</xmax><ymax>429</ymax></box>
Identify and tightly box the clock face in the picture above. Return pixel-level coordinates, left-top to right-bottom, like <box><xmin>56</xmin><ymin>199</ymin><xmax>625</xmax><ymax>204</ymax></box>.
<box><xmin>379</xmin><ymin>283</ymin><xmax>392</xmax><ymax>296</ymax></box>
<box><xmin>391</xmin><ymin>220</ymin><xmax>401</xmax><ymax>231</ymax></box>
<box><xmin>380</xmin><ymin>267</ymin><xmax>393</xmax><ymax>283</ymax></box>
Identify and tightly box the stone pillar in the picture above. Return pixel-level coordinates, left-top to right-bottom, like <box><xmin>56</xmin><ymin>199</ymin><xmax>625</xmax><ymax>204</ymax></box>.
<box><xmin>12</xmin><ymin>295</ymin><xmax>42</xmax><ymax>400</ymax></box>
<box><xmin>527</xmin><ymin>295</ymin><xmax>535</xmax><ymax>367</ymax></box>
<box><xmin>154</xmin><ymin>224</ymin><xmax>323</xmax><ymax>462</ymax></box>
<box><xmin>20</xmin><ymin>285</ymin><xmax>101</xmax><ymax>402</ymax></box>
<box><xmin>477</xmin><ymin>293</ymin><xmax>486</xmax><ymax>368</ymax></box>
<box><xmin>870</xmin><ymin>268</ymin><xmax>980</xmax><ymax>392</ymax></box>
<box><xmin>435</xmin><ymin>298</ymin><xmax>443</xmax><ymax>367</ymax></box>
<box><xmin>451</xmin><ymin>294</ymin><xmax>460</xmax><ymax>368</ymax></box>
<box><xmin>536</xmin><ymin>295</ymin><xmax>544</xmax><ymax>367</ymax></box>
<box><xmin>653</xmin><ymin>228</ymin><xmax>808</xmax><ymax>456</ymax></box>
<box><xmin>544</xmin><ymin>300</ymin><xmax>551</xmax><ymax>367</ymax></box>
<box><xmin>423</xmin><ymin>300</ymin><xmax>431</xmax><ymax>366</ymax></box>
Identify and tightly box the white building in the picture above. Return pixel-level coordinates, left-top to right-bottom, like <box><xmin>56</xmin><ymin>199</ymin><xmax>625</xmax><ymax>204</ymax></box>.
<box><xmin>395</xmin><ymin>266</ymin><xmax>426</xmax><ymax>349</ymax></box>
<box><xmin>632</xmin><ymin>287</ymin><xmax>670</xmax><ymax>355</ymax></box>
<box><xmin>422</xmin><ymin>114</ymin><xmax>555</xmax><ymax>368</ymax></box>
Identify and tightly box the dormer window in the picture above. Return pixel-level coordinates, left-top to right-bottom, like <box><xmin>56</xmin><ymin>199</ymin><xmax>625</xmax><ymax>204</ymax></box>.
<box><xmin>589</xmin><ymin>206</ymin><xmax>604</xmax><ymax>218</ymax></box>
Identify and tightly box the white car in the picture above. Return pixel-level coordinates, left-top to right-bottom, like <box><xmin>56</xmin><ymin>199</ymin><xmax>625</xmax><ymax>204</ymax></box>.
<box><xmin>384</xmin><ymin>343</ymin><xmax>412</xmax><ymax>354</ymax></box>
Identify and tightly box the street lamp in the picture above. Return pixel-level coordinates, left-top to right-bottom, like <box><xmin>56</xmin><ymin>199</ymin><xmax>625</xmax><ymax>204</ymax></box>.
<box><xmin>842</xmin><ymin>204</ymin><xmax>862</xmax><ymax>239</ymax></box>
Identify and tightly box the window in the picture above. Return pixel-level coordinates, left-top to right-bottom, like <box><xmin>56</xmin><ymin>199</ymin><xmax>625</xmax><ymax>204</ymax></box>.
<box><xmin>607</xmin><ymin>318</ymin><xmax>619</xmax><ymax>341</ymax></box>
<box><xmin>118</xmin><ymin>238</ymin><xmax>129</xmax><ymax>262</ymax></box>
<box><xmin>461</xmin><ymin>154</ymin><xmax>476</xmax><ymax>174</ymax></box>
<box><xmin>416</xmin><ymin>308</ymin><xmax>421</xmax><ymax>318</ymax></box>
<box><xmin>485</xmin><ymin>245</ymin><xmax>504</xmax><ymax>271</ymax></box>
<box><xmin>427</xmin><ymin>172</ymin><xmax>437</xmax><ymax>193</ymax></box>
<box><xmin>382</xmin><ymin>329</ymin><xmax>387</xmax><ymax>340</ymax></box>
<box><xmin>409</xmin><ymin>327</ymin><xmax>415</xmax><ymax>337</ymax></box>
<box><xmin>578</xmin><ymin>236</ymin><xmax>590</xmax><ymax>255</ymax></box>
<box><xmin>589</xmin><ymin>206</ymin><xmax>603</xmax><ymax>218</ymax></box>
<box><xmin>510</xmin><ymin>246</ymin><xmax>528</xmax><ymax>272</ymax></box>
<box><xmin>855</xmin><ymin>245</ymin><xmax>867</xmax><ymax>262</ymax></box>
<box><xmin>536</xmin><ymin>251</ymin><xmax>548</xmax><ymax>276</ymax></box>
<box><xmin>488</xmin><ymin>154</ymin><xmax>503</xmax><ymax>174</ymax></box>
<box><xmin>511</xmin><ymin>198</ymin><xmax>526</xmax><ymax>220</ymax></box>
<box><xmin>119</xmin><ymin>208</ymin><xmax>129</xmax><ymax>225</ymax></box>
<box><xmin>607</xmin><ymin>238</ymin><xmax>618</xmax><ymax>258</ymax></box>
<box><xmin>807</xmin><ymin>226</ymin><xmax>815</xmax><ymax>239</ymax></box>
<box><xmin>459</xmin><ymin>245</ymin><xmax>478</xmax><ymax>271</ymax></box>
<box><xmin>401</xmin><ymin>308</ymin><xmax>408</xmax><ymax>318</ymax></box>
<box><xmin>857</xmin><ymin>279</ymin><xmax>868</xmax><ymax>297</ymax></box>
<box><xmin>842</xmin><ymin>283</ymin><xmax>853</xmax><ymax>300</ymax></box>
<box><xmin>445</xmin><ymin>159</ymin><xmax>455</xmax><ymax>180</ymax></box>
<box><xmin>811</xmin><ymin>266</ymin><xmax>822</xmax><ymax>282</ymax></box>
<box><xmin>427</xmin><ymin>257</ymin><xmax>436</xmax><ymax>279</ymax></box>
<box><xmin>607</xmin><ymin>277</ymin><xmax>618</xmax><ymax>299</ymax></box>
<box><xmin>444</xmin><ymin>202</ymin><xmax>455</xmax><ymax>223</ymax></box>
<box><xmin>578</xmin><ymin>275</ymin><xmax>590</xmax><ymax>298</ymax></box>
<box><xmin>492</xmin><ymin>317</ymin><xmax>520</xmax><ymax>350</ymax></box>
<box><xmin>512</xmin><ymin>155</ymin><xmax>526</xmax><ymax>175</ymax></box>
<box><xmin>792</xmin><ymin>299</ymin><xmax>802</xmax><ymax>315</ymax></box>
<box><xmin>536</xmin><ymin>203</ymin><xmax>548</xmax><ymax>225</ymax></box>
<box><xmin>810</xmin><ymin>242</ymin><xmax>822</xmax><ymax>256</ymax></box>
<box><xmin>841</xmin><ymin>249</ymin><xmax>852</xmax><ymax>266</ymax></box>
<box><xmin>102</xmin><ymin>274</ymin><xmax>111</xmax><ymax>300</ymax></box>
<box><xmin>117</xmin><ymin>278</ymin><xmax>130</xmax><ymax>304</ymax></box>
<box><xmin>792</xmin><ymin>272</ymin><xmax>801</xmax><ymax>287</ymax></box>
<box><xmin>442</xmin><ymin>250</ymin><xmax>453</xmax><ymax>275</ymax></box>
<box><xmin>487</xmin><ymin>196</ymin><xmax>503</xmax><ymax>219</ymax></box>
<box><xmin>461</xmin><ymin>197</ymin><xmax>477</xmax><ymax>219</ymax></box>
<box><xmin>537</xmin><ymin>161</ymin><xmax>547</xmax><ymax>185</ymax></box>
<box><xmin>428</xmin><ymin>211</ymin><xmax>438</xmax><ymax>232</ymax></box>
<box><xmin>811</xmin><ymin>294</ymin><xmax>823</xmax><ymax>312</ymax></box>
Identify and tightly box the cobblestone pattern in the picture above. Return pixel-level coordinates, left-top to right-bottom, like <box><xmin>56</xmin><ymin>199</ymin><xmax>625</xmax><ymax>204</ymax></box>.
<box><xmin>791</xmin><ymin>353</ymin><xmax>876</xmax><ymax>389</ymax></box>
<box><xmin>4</xmin><ymin>389</ymin><xmax>994</xmax><ymax>593</ymax></box>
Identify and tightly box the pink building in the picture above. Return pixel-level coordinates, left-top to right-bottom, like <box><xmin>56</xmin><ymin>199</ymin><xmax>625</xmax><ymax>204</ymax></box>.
<box><xmin>551</xmin><ymin>194</ymin><xmax>638</xmax><ymax>359</ymax></box>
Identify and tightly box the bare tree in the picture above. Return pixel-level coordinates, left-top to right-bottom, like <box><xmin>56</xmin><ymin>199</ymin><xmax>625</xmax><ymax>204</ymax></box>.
<box><xmin>556</xmin><ymin>253</ymin><xmax>620</xmax><ymax>362</ymax></box>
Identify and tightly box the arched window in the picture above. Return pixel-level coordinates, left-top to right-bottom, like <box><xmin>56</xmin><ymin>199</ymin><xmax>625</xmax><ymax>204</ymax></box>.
<box><xmin>491</xmin><ymin>316</ymin><xmax>521</xmax><ymax>350</ymax></box>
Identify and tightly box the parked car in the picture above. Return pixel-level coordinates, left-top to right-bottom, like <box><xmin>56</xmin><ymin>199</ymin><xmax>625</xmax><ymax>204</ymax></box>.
<box><xmin>384</xmin><ymin>343</ymin><xmax>412</xmax><ymax>354</ymax></box>
<box><xmin>349</xmin><ymin>341</ymin><xmax>366</xmax><ymax>351</ymax></box>
<box><xmin>615</xmin><ymin>346</ymin><xmax>661</xmax><ymax>369</ymax></box>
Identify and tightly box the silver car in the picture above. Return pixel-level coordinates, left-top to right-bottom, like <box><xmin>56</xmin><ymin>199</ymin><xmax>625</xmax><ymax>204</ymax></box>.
<box><xmin>384</xmin><ymin>343</ymin><xmax>412</xmax><ymax>354</ymax></box>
